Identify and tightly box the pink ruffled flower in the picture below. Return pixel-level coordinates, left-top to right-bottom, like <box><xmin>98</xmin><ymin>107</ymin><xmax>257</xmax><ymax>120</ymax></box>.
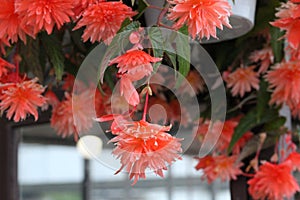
<box><xmin>195</xmin><ymin>155</ymin><xmax>243</xmax><ymax>183</ymax></box>
<box><xmin>0</xmin><ymin>57</ymin><xmax>15</xmax><ymax>78</ymax></box>
<box><xmin>270</xmin><ymin>1</ymin><xmax>300</xmax><ymax>50</ymax></box>
<box><xmin>168</xmin><ymin>0</ymin><xmax>232</xmax><ymax>39</ymax></box>
<box><xmin>119</xmin><ymin>74</ymin><xmax>140</xmax><ymax>106</ymax></box>
<box><xmin>248</xmin><ymin>161</ymin><xmax>300</xmax><ymax>200</ymax></box>
<box><xmin>225</xmin><ymin>66</ymin><xmax>260</xmax><ymax>97</ymax></box>
<box><xmin>196</xmin><ymin>118</ymin><xmax>253</xmax><ymax>154</ymax></box>
<box><xmin>50</xmin><ymin>91</ymin><xmax>93</xmax><ymax>139</ymax></box>
<box><xmin>0</xmin><ymin>0</ymin><xmax>32</xmax><ymax>43</ymax></box>
<box><xmin>15</xmin><ymin>0</ymin><xmax>74</xmax><ymax>35</ymax></box>
<box><xmin>0</xmin><ymin>78</ymin><xmax>46</xmax><ymax>122</ymax></box>
<box><xmin>249</xmin><ymin>47</ymin><xmax>274</xmax><ymax>74</ymax></box>
<box><xmin>266</xmin><ymin>61</ymin><xmax>300</xmax><ymax>106</ymax></box>
<box><xmin>107</xmin><ymin>118</ymin><xmax>182</xmax><ymax>185</ymax></box>
<box><xmin>73</xmin><ymin>2</ymin><xmax>137</xmax><ymax>44</ymax></box>
<box><xmin>110</xmin><ymin>50</ymin><xmax>161</xmax><ymax>77</ymax></box>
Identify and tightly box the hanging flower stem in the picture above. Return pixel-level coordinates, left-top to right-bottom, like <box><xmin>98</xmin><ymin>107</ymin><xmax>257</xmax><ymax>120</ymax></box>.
<box><xmin>142</xmin><ymin>87</ymin><xmax>150</xmax><ymax>121</ymax></box>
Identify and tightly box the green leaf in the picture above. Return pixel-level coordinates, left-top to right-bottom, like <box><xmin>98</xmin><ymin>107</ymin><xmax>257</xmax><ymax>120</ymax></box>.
<box><xmin>148</xmin><ymin>27</ymin><xmax>164</xmax><ymax>71</ymax></box>
<box><xmin>228</xmin><ymin>108</ymin><xmax>279</xmax><ymax>153</ymax></box>
<box><xmin>98</xmin><ymin>21</ymin><xmax>141</xmax><ymax>83</ymax></box>
<box><xmin>41</xmin><ymin>33</ymin><xmax>65</xmax><ymax>80</ymax></box>
<box><xmin>175</xmin><ymin>25</ymin><xmax>190</xmax><ymax>88</ymax></box>
<box><xmin>165</xmin><ymin>51</ymin><xmax>177</xmax><ymax>69</ymax></box>
<box><xmin>270</xmin><ymin>26</ymin><xmax>284</xmax><ymax>63</ymax></box>
<box><xmin>19</xmin><ymin>37</ymin><xmax>44</xmax><ymax>82</ymax></box>
<box><xmin>228</xmin><ymin>110</ymin><xmax>257</xmax><ymax>153</ymax></box>
<box><xmin>256</xmin><ymin>79</ymin><xmax>271</xmax><ymax>121</ymax></box>
<box><xmin>134</xmin><ymin>0</ymin><xmax>149</xmax><ymax>20</ymax></box>
<box><xmin>263</xmin><ymin>116</ymin><xmax>286</xmax><ymax>132</ymax></box>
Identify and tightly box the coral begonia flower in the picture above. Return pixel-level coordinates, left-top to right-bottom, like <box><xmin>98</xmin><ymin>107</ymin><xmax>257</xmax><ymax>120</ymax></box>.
<box><xmin>226</xmin><ymin>66</ymin><xmax>259</xmax><ymax>97</ymax></box>
<box><xmin>110</xmin><ymin>50</ymin><xmax>162</xmax><ymax>77</ymax></box>
<box><xmin>0</xmin><ymin>0</ymin><xmax>32</xmax><ymax>43</ymax></box>
<box><xmin>15</xmin><ymin>0</ymin><xmax>74</xmax><ymax>35</ymax></box>
<box><xmin>0</xmin><ymin>78</ymin><xmax>46</xmax><ymax>122</ymax></box>
<box><xmin>168</xmin><ymin>0</ymin><xmax>232</xmax><ymax>39</ymax></box>
<box><xmin>248</xmin><ymin>161</ymin><xmax>300</xmax><ymax>200</ymax></box>
<box><xmin>0</xmin><ymin>57</ymin><xmax>15</xmax><ymax>78</ymax></box>
<box><xmin>249</xmin><ymin>47</ymin><xmax>274</xmax><ymax>74</ymax></box>
<box><xmin>108</xmin><ymin>119</ymin><xmax>182</xmax><ymax>185</ymax></box>
<box><xmin>270</xmin><ymin>1</ymin><xmax>300</xmax><ymax>50</ymax></box>
<box><xmin>73</xmin><ymin>2</ymin><xmax>137</xmax><ymax>44</ymax></box>
<box><xmin>284</xmin><ymin>152</ymin><xmax>300</xmax><ymax>171</ymax></box>
<box><xmin>50</xmin><ymin>91</ymin><xmax>93</xmax><ymax>138</ymax></box>
<box><xmin>196</xmin><ymin>118</ymin><xmax>252</xmax><ymax>154</ymax></box>
<box><xmin>119</xmin><ymin>74</ymin><xmax>140</xmax><ymax>106</ymax></box>
<box><xmin>195</xmin><ymin>155</ymin><xmax>243</xmax><ymax>183</ymax></box>
<box><xmin>266</xmin><ymin>61</ymin><xmax>300</xmax><ymax>106</ymax></box>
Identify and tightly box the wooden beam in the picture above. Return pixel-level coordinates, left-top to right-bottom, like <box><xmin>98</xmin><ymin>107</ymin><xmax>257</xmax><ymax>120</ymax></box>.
<box><xmin>0</xmin><ymin>118</ymin><xmax>20</xmax><ymax>200</ymax></box>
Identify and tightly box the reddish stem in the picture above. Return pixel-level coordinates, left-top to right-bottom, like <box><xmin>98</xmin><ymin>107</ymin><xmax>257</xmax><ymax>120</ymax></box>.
<box><xmin>142</xmin><ymin>89</ymin><xmax>149</xmax><ymax>121</ymax></box>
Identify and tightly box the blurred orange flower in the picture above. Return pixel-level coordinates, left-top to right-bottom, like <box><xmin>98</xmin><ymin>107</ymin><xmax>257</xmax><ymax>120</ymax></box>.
<box><xmin>195</xmin><ymin>155</ymin><xmax>243</xmax><ymax>183</ymax></box>
<box><xmin>249</xmin><ymin>47</ymin><xmax>274</xmax><ymax>74</ymax></box>
<box><xmin>225</xmin><ymin>66</ymin><xmax>259</xmax><ymax>97</ymax></box>
<box><xmin>0</xmin><ymin>57</ymin><xmax>15</xmax><ymax>78</ymax></box>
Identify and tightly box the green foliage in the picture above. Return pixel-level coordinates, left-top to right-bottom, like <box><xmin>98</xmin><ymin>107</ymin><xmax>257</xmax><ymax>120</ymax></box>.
<box><xmin>41</xmin><ymin>32</ymin><xmax>65</xmax><ymax>80</ymax></box>
<box><xmin>134</xmin><ymin>0</ymin><xmax>149</xmax><ymax>20</ymax></box>
<box><xmin>19</xmin><ymin>38</ymin><xmax>44</xmax><ymax>82</ymax></box>
<box><xmin>175</xmin><ymin>25</ymin><xmax>190</xmax><ymax>87</ymax></box>
<box><xmin>148</xmin><ymin>27</ymin><xmax>164</xmax><ymax>71</ymax></box>
<box><xmin>270</xmin><ymin>26</ymin><xmax>285</xmax><ymax>63</ymax></box>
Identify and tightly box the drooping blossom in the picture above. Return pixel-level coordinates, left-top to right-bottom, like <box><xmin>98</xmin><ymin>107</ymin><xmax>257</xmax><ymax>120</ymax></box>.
<box><xmin>119</xmin><ymin>74</ymin><xmax>140</xmax><ymax>106</ymax></box>
<box><xmin>0</xmin><ymin>78</ymin><xmax>46</xmax><ymax>122</ymax></box>
<box><xmin>42</xmin><ymin>89</ymin><xmax>60</xmax><ymax>111</ymax></box>
<box><xmin>195</xmin><ymin>155</ymin><xmax>243</xmax><ymax>183</ymax></box>
<box><xmin>0</xmin><ymin>0</ymin><xmax>31</xmax><ymax>43</ymax></box>
<box><xmin>169</xmin><ymin>99</ymin><xmax>192</xmax><ymax>127</ymax></box>
<box><xmin>94</xmin><ymin>86</ymin><xmax>111</xmax><ymax>117</ymax></box>
<box><xmin>50</xmin><ymin>91</ymin><xmax>93</xmax><ymax>139</ymax></box>
<box><xmin>270</xmin><ymin>1</ymin><xmax>300</xmax><ymax>50</ymax></box>
<box><xmin>110</xmin><ymin>49</ymin><xmax>162</xmax><ymax>77</ymax></box>
<box><xmin>249</xmin><ymin>47</ymin><xmax>274</xmax><ymax>74</ymax></box>
<box><xmin>266</xmin><ymin>61</ymin><xmax>300</xmax><ymax>106</ymax></box>
<box><xmin>15</xmin><ymin>0</ymin><xmax>74</xmax><ymax>35</ymax></box>
<box><xmin>225</xmin><ymin>66</ymin><xmax>259</xmax><ymax>97</ymax></box>
<box><xmin>0</xmin><ymin>57</ymin><xmax>15</xmax><ymax>78</ymax></box>
<box><xmin>195</xmin><ymin>118</ymin><xmax>253</xmax><ymax>154</ymax></box>
<box><xmin>73</xmin><ymin>2</ymin><xmax>137</xmax><ymax>44</ymax></box>
<box><xmin>168</xmin><ymin>0</ymin><xmax>232</xmax><ymax>39</ymax></box>
<box><xmin>178</xmin><ymin>70</ymin><xmax>205</xmax><ymax>96</ymax></box>
<box><xmin>285</xmin><ymin>152</ymin><xmax>300</xmax><ymax>171</ymax></box>
<box><xmin>106</xmin><ymin>117</ymin><xmax>182</xmax><ymax>185</ymax></box>
<box><xmin>248</xmin><ymin>161</ymin><xmax>300</xmax><ymax>200</ymax></box>
<box><xmin>73</xmin><ymin>0</ymin><xmax>100</xmax><ymax>18</ymax></box>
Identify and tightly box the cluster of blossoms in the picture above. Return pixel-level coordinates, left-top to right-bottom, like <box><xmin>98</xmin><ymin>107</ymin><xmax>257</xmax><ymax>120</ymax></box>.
<box><xmin>194</xmin><ymin>117</ymin><xmax>253</xmax><ymax>183</ymax></box>
<box><xmin>2</xmin><ymin>0</ymin><xmax>300</xmax><ymax>199</ymax></box>
<box><xmin>0</xmin><ymin>56</ymin><xmax>46</xmax><ymax>122</ymax></box>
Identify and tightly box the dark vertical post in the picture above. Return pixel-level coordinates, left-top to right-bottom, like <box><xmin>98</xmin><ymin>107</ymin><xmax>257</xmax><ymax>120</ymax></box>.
<box><xmin>0</xmin><ymin>119</ymin><xmax>20</xmax><ymax>200</ymax></box>
<box><xmin>83</xmin><ymin>159</ymin><xmax>91</xmax><ymax>200</ymax></box>
<box><xmin>230</xmin><ymin>176</ymin><xmax>250</xmax><ymax>200</ymax></box>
